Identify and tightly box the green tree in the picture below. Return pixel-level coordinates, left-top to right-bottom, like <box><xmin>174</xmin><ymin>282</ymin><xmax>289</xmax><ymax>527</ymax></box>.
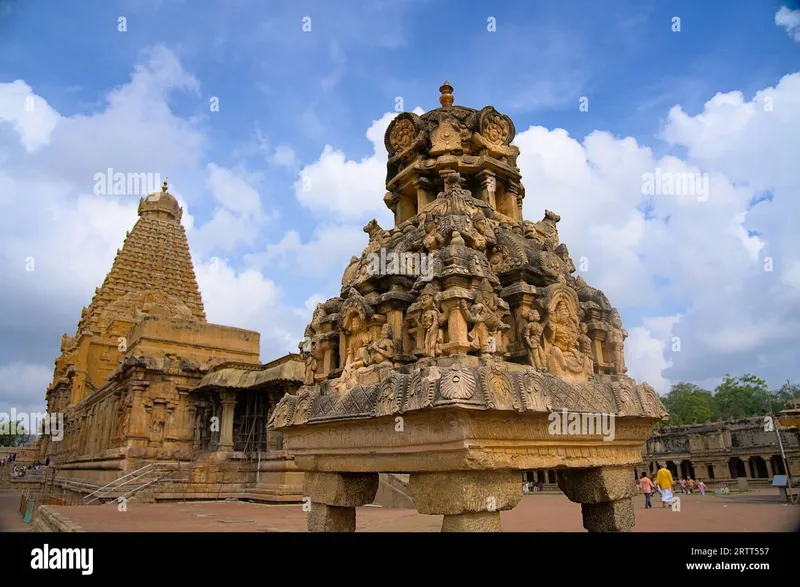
<box><xmin>0</xmin><ymin>420</ymin><xmax>27</xmax><ymax>447</ymax></box>
<box><xmin>769</xmin><ymin>382</ymin><xmax>799</xmax><ymax>413</ymax></box>
<box><xmin>662</xmin><ymin>382</ymin><xmax>715</xmax><ymax>425</ymax></box>
<box><xmin>712</xmin><ymin>374</ymin><xmax>770</xmax><ymax>420</ymax></box>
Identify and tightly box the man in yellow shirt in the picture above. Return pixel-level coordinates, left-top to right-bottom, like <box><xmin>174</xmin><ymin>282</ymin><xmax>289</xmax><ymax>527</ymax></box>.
<box><xmin>655</xmin><ymin>464</ymin><xmax>675</xmax><ymax>508</ymax></box>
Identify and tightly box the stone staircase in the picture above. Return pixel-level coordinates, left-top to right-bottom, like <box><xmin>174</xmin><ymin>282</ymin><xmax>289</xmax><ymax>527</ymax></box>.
<box><xmin>373</xmin><ymin>473</ymin><xmax>415</xmax><ymax>508</ymax></box>
<box><xmin>82</xmin><ymin>462</ymin><xmax>182</xmax><ymax>504</ymax></box>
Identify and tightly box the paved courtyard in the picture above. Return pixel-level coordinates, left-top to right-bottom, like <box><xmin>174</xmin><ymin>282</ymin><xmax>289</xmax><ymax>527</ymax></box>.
<box><xmin>2</xmin><ymin>489</ymin><xmax>797</xmax><ymax>532</ymax></box>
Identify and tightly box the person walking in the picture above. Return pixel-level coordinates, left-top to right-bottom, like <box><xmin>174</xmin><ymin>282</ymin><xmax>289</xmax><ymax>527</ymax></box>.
<box><xmin>656</xmin><ymin>464</ymin><xmax>675</xmax><ymax>507</ymax></box>
<box><xmin>640</xmin><ymin>472</ymin><xmax>654</xmax><ymax>509</ymax></box>
<box><xmin>698</xmin><ymin>480</ymin><xmax>706</xmax><ymax>496</ymax></box>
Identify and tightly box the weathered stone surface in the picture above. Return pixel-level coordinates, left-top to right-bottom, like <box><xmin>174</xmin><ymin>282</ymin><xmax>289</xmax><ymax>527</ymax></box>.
<box><xmin>557</xmin><ymin>466</ymin><xmax>636</xmax><ymax>504</ymax></box>
<box><xmin>36</xmin><ymin>180</ymin><xmax>304</xmax><ymax>502</ymax></box>
<box><xmin>441</xmin><ymin>512</ymin><xmax>502</xmax><ymax>532</ymax></box>
<box><xmin>581</xmin><ymin>499</ymin><xmax>635</xmax><ymax>532</ymax></box>
<box><xmin>410</xmin><ymin>470</ymin><xmax>521</xmax><ymax>515</ymax></box>
<box><xmin>307</xmin><ymin>503</ymin><xmax>356</xmax><ymax>532</ymax></box>
<box><xmin>304</xmin><ymin>472</ymin><xmax>378</xmax><ymax>507</ymax></box>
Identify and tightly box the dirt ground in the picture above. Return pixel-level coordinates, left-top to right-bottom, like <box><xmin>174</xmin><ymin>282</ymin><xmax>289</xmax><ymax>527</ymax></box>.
<box><xmin>2</xmin><ymin>488</ymin><xmax>796</xmax><ymax>532</ymax></box>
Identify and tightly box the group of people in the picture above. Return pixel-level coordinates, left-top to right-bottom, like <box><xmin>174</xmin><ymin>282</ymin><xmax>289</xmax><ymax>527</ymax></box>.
<box><xmin>0</xmin><ymin>454</ymin><xmax>51</xmax><ymax>478</ymax></box>
<box><xmin>637</xmin><ymin>465</ymin><xmax>706</xmax><ymax>509</ymax></box>
<box><xmin>523</xmin><ymin>481</ymin><xmax>545</xmax><ymax>493</ymax></box>
<box><xmin>0</xmin><ymin>452</ymin><xmax>18</xmax><ymax>467</ymax></box>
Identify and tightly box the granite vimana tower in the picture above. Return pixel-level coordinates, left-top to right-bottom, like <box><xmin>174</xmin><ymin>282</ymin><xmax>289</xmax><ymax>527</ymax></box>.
<box><xmin>40</xmin><ymin>181</ymin><xmax>304</xmax><ymax>498</ymax></box>
<box><xmin>271</xmin><ymin>82</ymin><xmax>669</xmax><ymax>532</ymax></box>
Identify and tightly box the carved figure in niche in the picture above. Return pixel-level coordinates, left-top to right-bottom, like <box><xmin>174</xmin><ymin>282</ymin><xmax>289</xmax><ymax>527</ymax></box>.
<box><xmin>523</xmin><ymin>309</ymin><xmax>546</xmax><ymax>371</ymax></box>
<box><xmin>423</xmin><ymin>219</ymin><xmax>444</xmax><ymax>252</ymax></box>
<box><xmin>545</xmin><ymin>299</ymin><xmax>594</xmax><ymax>378</ymax></box>
<box><xmin>579</xmin><ymin>322</ymin><xmax>593</xmax><ymax>362</ymax></box>
<box><xmin>474</xmin><ymin>214</ymin><xmax>496</xmax><ymax>248</ymax></box>
<box><xmin>368</xmin><ymin>324</ymin><xmax>394</xmax><ymax>365</ymax></box>
<box><xmin>420</xmin><ymin>294</ymin><xmax>446</xmax><ymax>357</ymax></box>
<box><xmin>303</xmin><ymin>352</ymin><xmax>317</xmax><ymax>386</ymax></box>
<box><xmin>608</xmin><ymin>309</ymin><xmax>628</xmax><ymax>374</ymax></box>
<box><xmin>345</xmin><ymin>313</ymin><xmax>372</xmax><ymax>369</ymax></box>
<box><xmin>460</xmin><ymin>280</ymin><xmax>507</xmax><ymax>356</ymax></box>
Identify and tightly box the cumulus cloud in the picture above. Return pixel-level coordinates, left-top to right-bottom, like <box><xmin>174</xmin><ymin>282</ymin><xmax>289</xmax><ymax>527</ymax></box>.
<box><xmin>515</xmin><ymin>73</ymin><xmax>800</xmax><ymax>392</ymax></box>
<box><xmin>775</xmin><ymin>6</ymin><xmax>800</xmax><ymax>41</ymax></box>
<box><xmin>295</xmin><ymin>107</ymin><xmax>424</xmax><ymax>224</ymax></box>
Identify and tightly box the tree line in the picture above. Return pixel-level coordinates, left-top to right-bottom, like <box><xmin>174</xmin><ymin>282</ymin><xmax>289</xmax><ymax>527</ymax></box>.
<box><xmin>660</xmin><ymin>374</ymin><xmax>799</xmax><ymax>427</ymax></box>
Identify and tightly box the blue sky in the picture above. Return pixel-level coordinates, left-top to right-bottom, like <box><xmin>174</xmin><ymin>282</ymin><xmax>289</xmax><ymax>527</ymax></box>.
<box><xmin>1</xmin><ymin>0</ymin><xmax>800</xmax><ymax>414</ymax></box>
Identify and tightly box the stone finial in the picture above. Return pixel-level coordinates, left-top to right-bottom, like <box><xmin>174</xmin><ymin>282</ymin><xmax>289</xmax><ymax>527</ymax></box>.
<box><xmin>162</xmin><ymin>178</ymin><xmax>169</xmax><ymax>192</ymax></box>
<box><xmin>439</xmin><ymin>80</ymin><xmax>454</xmax><ymax>107</ymax></box>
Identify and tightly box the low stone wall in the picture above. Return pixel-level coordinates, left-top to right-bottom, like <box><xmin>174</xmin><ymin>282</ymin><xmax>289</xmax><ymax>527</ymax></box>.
<box><xmin>32</xmin><ymin>505</ymin><xmax>85</xmax><ymax>532</ymax></box>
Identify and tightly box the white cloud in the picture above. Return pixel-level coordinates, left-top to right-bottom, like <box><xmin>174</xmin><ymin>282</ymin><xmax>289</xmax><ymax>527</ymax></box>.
<box><xmin>295</xmin><ymin>107</ymin><xmax>424</xmax><ymax>223</ymax></box>
<box><xmin>269</xmin><ymin>145</ymin><xmax>296</xmax><ymax>167</ymax></box>
<box><xmin>195</xmin><ymin>257</ymin><xmax>312</xmax><ymax>360</ymax></box>
<box><xmin>776</xmin><ymin>6</ymin><xmax>800</xmax><ymax>41</ymax></box>
<box><xmin>0</xmin><ymin>81</ymin><xmax>61</xmax><ymax>152</ymax></box>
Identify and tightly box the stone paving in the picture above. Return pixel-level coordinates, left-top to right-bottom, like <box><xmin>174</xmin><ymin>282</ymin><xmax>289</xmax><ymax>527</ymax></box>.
<box><xmin>2</xmin><ymin>489</ymin><xmax>797</xmax><ymax>532</ymax></box>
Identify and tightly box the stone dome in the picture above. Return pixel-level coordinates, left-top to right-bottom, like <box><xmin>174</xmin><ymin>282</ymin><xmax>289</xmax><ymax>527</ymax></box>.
<box><xmin>138</xmin><ymin>180</ymin><xmax>182</xmax><ymax>222</ymax></box>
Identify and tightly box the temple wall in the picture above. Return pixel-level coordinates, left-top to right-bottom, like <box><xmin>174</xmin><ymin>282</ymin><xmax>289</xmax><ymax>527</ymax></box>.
<box><xmin>126</xmin><ymin>319</ymin><xmax>260</xmax><ymax>365</ymax></box>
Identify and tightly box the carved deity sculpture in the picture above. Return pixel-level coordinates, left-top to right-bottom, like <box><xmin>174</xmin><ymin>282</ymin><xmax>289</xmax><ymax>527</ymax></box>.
<box><xmin>608</xmin><ymin>309</ymin><xmax>628</xmax><ymax>374</ymax></box>
<box><xmin>523</xmin><ymin>309</ymin><xmax>546</xmax><ymax>371</ymax></box>
<box><xmin>579</xmin><ymin>322</ymin><xmax>593</xmax><ymax>363</ymax></box>
<box><xmin>545</xmin><ymin>299</ymin><xmax>593</xmax><ymax>379</ymax></box>
<box><xmin>368</xmin><ymin>324</ymin><xmax>394</xmax><ymax>365</ymax></box>
<box><xmin>460</xmin><ymin>296</ymin><xmax>492</xmax><ymax>355</ymax></box>
<box><xmin>423</xmin><ymin>220</ymin><xmax>444</xmax><ymax>252</ymax></box>
<box><xmin>304</xmin><ymin>352</ymin><xmax>317</xmax><ymax>386</ymax></box>
<box><xmin>420</xmin><ymin>294</ymin><xmax>446</xmax><ymax>357</ymax></box>
<box><xmin>345</xmin><ymin>314</ymin><xmax>372</xmax><ymax>369</ymax></box>
<box><xmin>474</xmin><ymin>214</ymin><xmax>496</xmax><ymax>248</ymax></box>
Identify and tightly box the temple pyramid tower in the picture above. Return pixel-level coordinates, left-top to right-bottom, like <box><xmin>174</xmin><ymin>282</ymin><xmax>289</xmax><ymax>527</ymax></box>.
<box><xmin>42</xmin><ymin>181</ymin><xmax>263</xmax><ymax>480</ymax></box>
<box><xmin>270</xmin><ymin>83</ymin><xmax>669</xmax><ymax>533</ymax></box>
<box><xmin>77</xmin><ymin>180</ymin><xmax>206</xmax><ymax>335</ymax></box>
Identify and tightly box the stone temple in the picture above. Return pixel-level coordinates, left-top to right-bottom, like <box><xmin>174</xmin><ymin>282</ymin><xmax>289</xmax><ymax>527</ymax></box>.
<box><xmin>30</xmin><ymin>83</ymin><xmax>670</xmax><ymax>530</ymax></box>
<box><xmin>39</xmin><ymin>181</ymin><xmax>305</xmax><ymax>502</ymax></box>
<box><xmin>269</xmin><ymin>82</ymin><xmax>669</xmax><ymax>532</ymax></box>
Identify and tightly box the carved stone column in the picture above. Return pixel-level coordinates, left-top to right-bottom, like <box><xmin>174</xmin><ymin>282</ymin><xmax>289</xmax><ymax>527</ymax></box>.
<box><xmin>410</xmin><ymin>470</ymin><xmax>521</xmax><ymax>532</ymax></box>
<box><xmin>414</xmin><ymin>176</ymin><xmax>434</xmax><ymax>212</ymax></box>
<box><xmin>476</xmin><ymin>169</ymin><xmax>497</xmax><ymax>209</ymax></box>
<box><xmin>304</xmin><ymin>472</ymin><xmax>379</xmax><ymax>532</ymax></box>
<box><xmin>439</xmin><ymin>288</ymin><xmax>472</xmax><ymax>356</ymax></box>
<box><xmin>558</xmin><ymin>466</ymin><xmax>636</xmax><ymax>532</ymax></box>
<box><xmin>218</xmin><ymin>390</ymin><xmax>237</xmax><ymax>452</ymax></box>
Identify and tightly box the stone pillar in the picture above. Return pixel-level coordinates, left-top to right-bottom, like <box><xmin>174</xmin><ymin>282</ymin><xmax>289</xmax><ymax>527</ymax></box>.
<box><xmin>558</xmin><ymin>466</ymin><xmax>636</xmax><ymax>532</ymax></box>
<box><xmin>414</xmin><ymin>177</ymin><xmax>434</xmax><ymax>212</ymax></box>
<box><xmin>410</xmin><ymin>470</ymin><xmax>521</xmax><ymax>532</ymax></box>
<box><xmin>439</xmin><ymin>288</ymin><xmax>473</xmax><ymax>356</ymax></box>
<box><xmin>304</xmin><ymin>472</ymin><xmax>379</xmax><ymax>532</ymax></box>
<box><xmin>476</xmin><ymin>170</ymin><xmax>497</xmax><ymax>209</ymax></box>
<box><xmin>218</xmin><ymin>390</ymin><xmax>237</xmax><ymax>452</ymax></box>
<box><xmin>507</xmin><ymin>182</ymin><xmax>521</xmax><ymax>223</ymax></box>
